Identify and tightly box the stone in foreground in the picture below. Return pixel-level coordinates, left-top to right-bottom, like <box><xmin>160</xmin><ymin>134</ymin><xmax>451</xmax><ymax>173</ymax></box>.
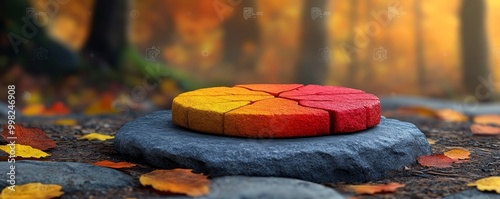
<box><xmin>443</xmin><ymin>189</ymin><xmax>500</xmax><ymax>199</ymax></box>
<box><xmin>115</xmin><ymin>111</ymin><xmax>431</xmax><ymax>183</ymax></box>
<box><xmin>166</xmin><ymin>176</ymin><xmax>345</xmax><ymax>199</ymax></box>
<box><xmin>0</xmin><ymin>161</ymin><xmax>136</xmax><ymax>192</ymax></box>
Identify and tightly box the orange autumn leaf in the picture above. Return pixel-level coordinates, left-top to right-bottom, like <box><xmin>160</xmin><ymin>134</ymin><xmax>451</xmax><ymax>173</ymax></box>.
<box><xmin>93</xmin><ymin>160</ymin><xmax>137</xmax><ymax>169</ymax></box>
<box><xmin>1</xmin><ymin>124</ymin><xmax>56</xmax><ymax>150</ymax></box>
<box><xmin>43</xmin><ymin>101</ymin><xmax>71</xmax><ymax>116</ymax></box>
<box><xmin>347</xmin><ymin>183</ymin><xmax>405</xmax><ymax>195</ymax></box>
<box><xmin>473</xmin><ymin>115</ymin><xmax>500</xmax><ymax>126</ymax></box>
<box><xmin>444</xmin><ymin>148</ymin><xmax>471</xmax><ymax>160</ymax></box>
<box><xmin>397</xmin><ymin>106</ymin><xmax>438</xmax><ymax>118</ymax></box>
<box><xmin>22</xmin><ymin>103</ymin><xmax>46</xmax><ymax>116</ymax></box>
<box><xmin>139</xmin><ymin>169</ymin><xmax>210</xmax><ymax>197</ymax></box>
<box><xmin>470</xmin><ymin>124</ymin><xmax>500</xmax><ymax>135</ymax></box>
<box><xmin>436</xmin><ymin>109</ymin><xmax>468</xmax><ymax>122</ymax></box>
<box><xmin>417</xmin><ymin>154</ymin><xmax>455</xmax><ymax>168</ymax></box>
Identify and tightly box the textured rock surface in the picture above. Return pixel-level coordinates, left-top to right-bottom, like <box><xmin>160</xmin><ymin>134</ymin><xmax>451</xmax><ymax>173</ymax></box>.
<box><xmin>115</xmin><ymin>110</ymin><xmax>431</xmax><ymax>183</ymax></box>
<box><xmin>0</xmin><ymin>161</ymin><xmax>136</xmax><ymax>192</ymax></box>
<box><xmin>163</xmin><ymin>176</ymin><xmax>345</xmax><ymax>199</ymax></box>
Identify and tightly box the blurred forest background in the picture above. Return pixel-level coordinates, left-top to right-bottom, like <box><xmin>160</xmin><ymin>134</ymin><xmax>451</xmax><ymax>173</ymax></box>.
<box><xmin>1</xmin><ymin>0</ymin><xmax>499</xmax><ymax>115</ymax></box>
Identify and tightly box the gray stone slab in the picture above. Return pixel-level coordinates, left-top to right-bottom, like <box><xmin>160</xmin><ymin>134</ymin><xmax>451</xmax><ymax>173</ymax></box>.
<box><xmin>381</xmin><ymin>96</ymin><xmax>500</xmax><ymax>115</ymax></box>
<box><xmin>444</xmin><ymin>189</ymin><xmax>500</xmax><ymax>199</ymax></box>
<box><xmin>0</xmin><ymin>160</ymin><xmax>136</xmax><ymax>192</ymax></box>
<box><xmin>115</xmin><ymin>110</ymin><xmax>431</xmax><ymax>183</ymax></box>
<box><xmin>162</xmin><ymin>176</ymin><xmax>345</xmax><ymax>199</ymax></box>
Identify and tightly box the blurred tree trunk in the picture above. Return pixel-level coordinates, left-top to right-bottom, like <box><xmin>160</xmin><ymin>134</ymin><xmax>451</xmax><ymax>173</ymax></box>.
<box><xmin>460</xmin><ymin>0</ymin><xmax>491</xmax><ymax>100</ymax></box>
<box><xmin>363</xmin><ymin>0</ymin><xmax>373</xmax><ymax>86</ymax></box>
<box><xmin>83</xmin><ymin>0</ymin><xmax>127</xmax><ymax>70</ymax></box>
<box><xmin>296</xmin><ymin>0</ymin><xmax>328</xmax><ymax>84</ymax></box>
<box><xmin>223</xmin><ymin>0</ymin><xmax>259</xmax><ymax>73</ymax></box>
<box><xmin>347</xmin><ymin>0</ymin><xmax>359</xmax><ymax>87</ymax></box>
<box><xmin>414</xmin><ymin>0</ymin><xmax>426</xmax><ymax>92</ymax></box>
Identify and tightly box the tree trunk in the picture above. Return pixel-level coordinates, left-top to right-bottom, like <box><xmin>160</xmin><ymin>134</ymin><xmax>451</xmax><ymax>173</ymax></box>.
<box><xmin>296</xmin><ymin>0</ymin><xmax>328</xmax><ymax>84</ymax></box>
<box><xmin>222</xmin><ymin>0</ymin><xmax>259</xmax><ymax>72</ymax></box>
<box><xmin>83</xmin><ymin>0</ymin><xmax>127</xmax><ymax>69</ymax></box>
<box><xmin>414</xmin><ymin>0</ymin><xmax>426</xmax><ymax>92</ymax></box>
<box><xmin>460</xmin><ymin>0</ymin><xmax>490</xmax><ymax>100</ymax></box>
<box><xmin>347</xmin><ymin>0</ymin><xmax>359</xmax><ymax>87</ymax></box>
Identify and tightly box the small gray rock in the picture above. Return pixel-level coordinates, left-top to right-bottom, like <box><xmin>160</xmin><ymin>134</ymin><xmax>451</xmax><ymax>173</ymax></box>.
<box><xmin>115</xmin><ymin>110</ymin><xmax>431</xmax><ymax>183</ymax></box>
<box><xmin>0</xmin><ymin>160</ymin><xmax>136</xmax><ymax>192</ymax></box>
<box><xmin>444</xmin><ymin>189</ymin><xmax>500</xmax><ymax>199</ymax></box>
<box><xmin>163</xmin><ymin>176</ymin><xmax>345</xmax><ymax>199</ymax></box>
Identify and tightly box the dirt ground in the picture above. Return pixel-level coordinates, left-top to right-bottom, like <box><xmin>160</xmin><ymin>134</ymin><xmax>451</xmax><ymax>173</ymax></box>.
<box><xmin>2</xmin><ymin>112</ymin><xmax>500</xmax><ymax>199</ymax></box>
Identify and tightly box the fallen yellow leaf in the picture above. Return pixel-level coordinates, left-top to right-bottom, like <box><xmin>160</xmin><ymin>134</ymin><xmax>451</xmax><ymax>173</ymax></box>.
<box><xmin>0</xmin><ymin>182</ymin><xmax>63</xmax><ymax>199</ymax></box>
<box><xmin>467</xmin><ymin>176</ymin><xmax>500</xmax><ymax>194</ymax></box>
<box><xmin>0</xmin><ymin>144</ymin><xmax>50</xmax><ymax>158</ymax></box>
<box><xmin>79</xmin><ymin>133</ymin><xmax>114</xmax><ymax>141</ymax></box>
<box><xmin>139</xmin><ymin>169</ymin><xmax>210</xmax><ymax>197</ymax></box>
<box><xmin>436</xmin><ymin>109</ymin><xmax>468</xmax><ymax>122</ymax></box>
<box><xmin>473</xmin><ymin>115</ymin><xmax>500</xmax><ymax>126</ymax></box>
<box><xmin>444</xmin><ymin>148</ymin><xmax>471</xmax><ymax>160</ymax></box>
<box><xmin>53</xmin><ymin>119</ymin><xmax>77</xmax><ymax>126</ymax></box>
<box><xmin>347</xmin><ymin>183</ymin><xmax>405</xmax><ymax>195</ymax></box>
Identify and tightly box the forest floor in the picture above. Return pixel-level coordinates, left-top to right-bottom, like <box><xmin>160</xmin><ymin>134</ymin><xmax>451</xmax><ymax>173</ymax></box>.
<box><xmin>4</xmin><ymin>112</ymin><xmax>500</xmax><ymax>199</ymax></box>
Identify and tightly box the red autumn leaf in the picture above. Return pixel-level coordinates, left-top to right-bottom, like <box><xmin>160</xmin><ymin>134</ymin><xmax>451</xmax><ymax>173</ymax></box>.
<box><xmin>93</xmin><ymin>160</ymin><xmax>137</xmax><ymax>169</ymax></box>
<box><xmin>347</xmin><ymin>183</ymin><xmax>405</xmax><ymax>195</ymax></box>
<box><xmin>417</xmin><ymin>154</ymin><xmax>455</xmax><ymax>168</ymax></box>
<box><xmin>43</xmin><ymin>101</ymin><xmax>71</xmax><ymax>116</ymax></box>
<box><xmin>1</xmin><ymin>124</ymin><xmax>56</xmax><ymax>150</ymax></box>
<box><xmin>470</xmin><ymin>124</ymin><xmax>500</xmax><ymax>135</ymax></box>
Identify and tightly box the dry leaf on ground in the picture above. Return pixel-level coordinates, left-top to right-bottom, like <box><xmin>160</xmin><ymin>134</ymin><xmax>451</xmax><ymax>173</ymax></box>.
<box><xmin>0</xmin><ymin>182</ymin><xmax>63</xmax><ymax>199</ymax></box>
<box><xmin>396</xmin><ymin>106</ymin><xmax>438</xmax><ymax>118</ymax></box>
<box><xmin>139</xmin><ymin>169</ymin><xmax>210</xmax><ymax>197</ymax></box>
<box><xmin>467</xmin><ymin>176</ymin><xmax>500</xmax><ymax>194</ymax></box>
<box><xmin>21</xmin><ymin>103</ymin><xmax>46</xmax><ymax>116</ymax></box>
<box><xmin>427</xmin><ymin>138</ymin><xmax>437</xmax><ymax>145</ymax></box>
<box><xmin>417</xmin><ymin>154</ymin><xmax>455</xmax><ymax>168</ymax></box>
<box><xmin>84</xmin><ymin>94</ymin><xmax>115</xmax><ymax>115</ymax></box>
<box><xmin>52</xmin><ymin>119</ymin><xmax>77</xmax><ymax>126</ymax></box>
<box><xmin>470</xmin><ymin>124</ymin><xmax>500</xmax><ymax>135</ymax></box>
<box><xmin>347</xmin><ymin>183</ymin><xmax>405</xmax><ymax>195</ymax></box>
<box><xmin>473</xmin><ymin>115</ymin><xmax>500</xmax><ymax>126</ymax></box>
<box><xmin>444</xmin><ymin>148</ymin><xmax>470</xmax><ymax>160</ymax></box>
<box><xmin>436</xmin><ymin>109</ymin><xmax>468</xmax><ymax>122</ymax></box>
<box><xmin>93</xmin><ymin>160</ymin><xmax>137</xmax><ymax>169</ymax></box>
<box><xmin>43</xmin><ymin>101</ymin><xmax>71</xmax><ymax>116</ymax></box>
<box><xmin>1</xmin><ymin>124</ymin><xmax>56</xmax><ymax>150</ymax></box>
<box><xmin>0</xmin><ymin>144</ymin><xmax>50</xmax><ymax>158</ymax></box>
<box><xmin>79</xmin><ymin>133</ymin><xmax>114</xmax><ymax>141</ymax></box>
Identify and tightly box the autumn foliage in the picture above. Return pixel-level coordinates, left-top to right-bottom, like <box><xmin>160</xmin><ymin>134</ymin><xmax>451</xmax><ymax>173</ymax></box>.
<box><xmin>139</xmin><ymin>169</ymin><xmax>210</xmax><ymax>197</ymax></box>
